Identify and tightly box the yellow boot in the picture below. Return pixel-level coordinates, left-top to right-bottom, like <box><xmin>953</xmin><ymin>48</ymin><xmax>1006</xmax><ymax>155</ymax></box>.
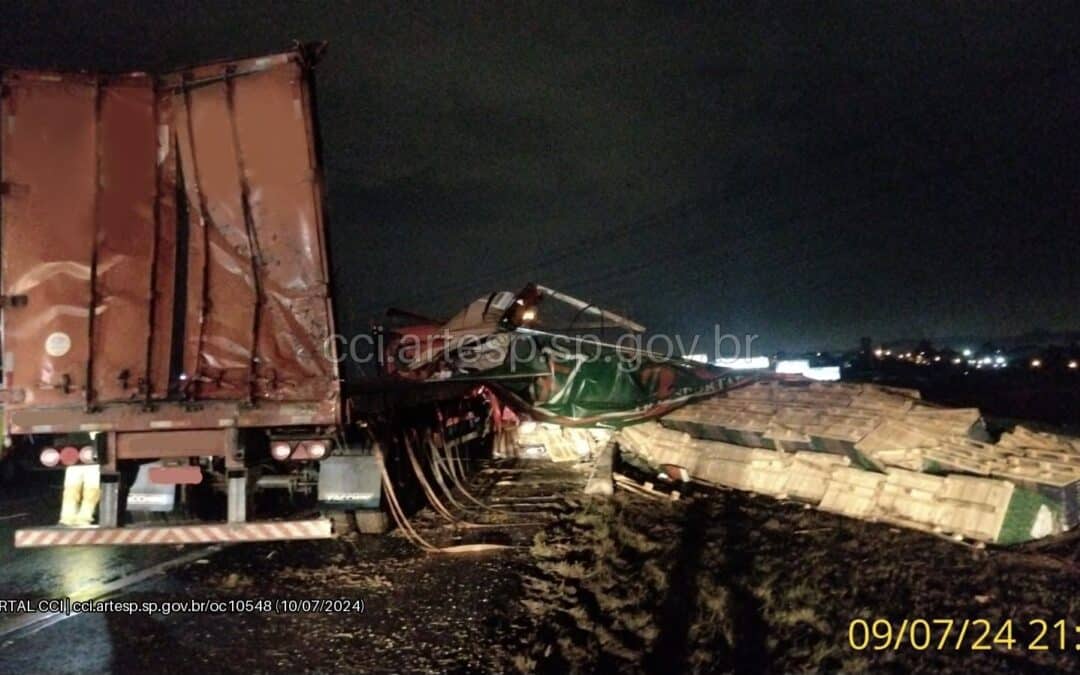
<box><xmin>73</xmin><ymin>464</ymin><xmax>101</xmax><ymax>526</ymax></box>
<box><xmin>74</xmin><ymin>487</ymin><xmax>100</xmax><ymax>526</ymax></box>
<box><xmin>58</xmin><ymin>483</ymin><xmax>82</xmax><ymax>527</ymax></box>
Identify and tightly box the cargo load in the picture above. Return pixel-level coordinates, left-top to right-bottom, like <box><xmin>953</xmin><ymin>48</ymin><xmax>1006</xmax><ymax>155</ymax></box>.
<box><xmin>614</xmin><ymin>380</ymin><xmax>1076</xmax><ymax>544</ymax></box>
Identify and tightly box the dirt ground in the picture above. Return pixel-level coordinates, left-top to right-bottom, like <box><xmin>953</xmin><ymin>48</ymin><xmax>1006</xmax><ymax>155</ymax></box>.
<box><xmin>512</xmin><ymin>472</ymin><xmax>1080</xmax><ymax>674</ymax></box>
<box><xmin>24</xmin><ymin>458</ymin><xmax>1078</xmax><ymax>674</ymax></box>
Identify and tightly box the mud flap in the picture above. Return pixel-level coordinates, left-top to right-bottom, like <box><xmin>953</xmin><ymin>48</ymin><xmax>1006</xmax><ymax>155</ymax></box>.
<box><xmin>126</xmin><ymin>461</ymin><xmax>176</xmax><ymax>513</ymax></box>
<box><xmin>318</xmin><ymin>454</ymin><xmax>381</xmax><ymax>509</ymax></box>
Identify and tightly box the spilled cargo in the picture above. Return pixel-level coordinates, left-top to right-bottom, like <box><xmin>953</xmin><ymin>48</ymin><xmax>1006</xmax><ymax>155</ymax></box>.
<box><xmin>613</xmin><ymin>381</ymin><xmax>1077</xmax><ymax>545</ymax></box>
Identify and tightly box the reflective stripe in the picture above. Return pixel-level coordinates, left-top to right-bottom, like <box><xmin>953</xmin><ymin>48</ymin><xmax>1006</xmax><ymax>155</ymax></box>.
<box><xmin>15</xmin><ymin>519</ymin><xmax>331</xmax><ymax>547</ymax></box>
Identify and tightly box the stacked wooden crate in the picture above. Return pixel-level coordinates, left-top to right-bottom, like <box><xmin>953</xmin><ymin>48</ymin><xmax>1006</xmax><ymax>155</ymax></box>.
<box><xmin>618</xmin><ymin>423</ymin><xmax>700</xmax><ymax>470</ymax></box>
<box><xmin>991</xmin><ymin>427</ymin><xmax>1080</xmax><ymax>528</ymax></box>
<box><xmin>875</xmin><ymin>469</ymin><xmax>946</xmax><ymax>532</ymax></box>
<box><xmin>784</xmin><ymin>452</ymin><xmax>851</xmax><ymax>502</ymax></box>
<box><xmin>662</xmin><ymin>381</ymin><xmax>978</xmax><ymax>472</ymax></box>
<box><xmin>621</xmin><ymin>422</ymin><xmax>789</xmax><ymax>495</ymax></box>
<box><xmin>616</xmin><ymin>381</ymin><xmax>1080</xmax><ymax>544</ymax></box>
<box><xmin>818</xmin><ymin>468</ymin><xmax>886</xmax><ymax>520</ymax></box>
<box><xmin>934</xmin><ymin>474</ymin><xmax>1016</xmax><ymax>542</ymax></box>
<box><xmin>515</xmin><ymin>422</ymin><xmax>610</xmax><ymax>462</ymax></box>
<box><xmin>853</xmin><ymin>419</ymin><xmax>939</xmax><ymax>471</ymax></box>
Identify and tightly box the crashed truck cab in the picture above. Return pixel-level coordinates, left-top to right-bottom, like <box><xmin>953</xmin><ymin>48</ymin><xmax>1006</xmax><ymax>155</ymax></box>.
<box><xmin>0</xmin><ymin>45</ymin><xmax>381</xmax><ymax>546</ymax></box>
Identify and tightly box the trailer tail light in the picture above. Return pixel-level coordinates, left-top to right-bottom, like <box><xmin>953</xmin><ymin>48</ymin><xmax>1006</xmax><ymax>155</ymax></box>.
<box><xmin>59</xmin><ymin>446</ymin><xmax>80</xmax><ymax>466</ymax></box>
<box><xmin>302</xmin><ymin>441</ymin><xmax>327</xmax><ymax>460</ymax></box>
<box><xmin>271</xmin><ymin>441</ymin><xmax>293</xmax><ymax>461</ymax></box>
<box><xmin>78</xmin><ymin>445</ymin><xmax>96</xmax><ymax>464</ymax></box>
<box><xmin>39</xmin><ymin>447</ymin><xmax>60</xmax><ymax>467</ymax></box>
<box><xmin>271</xmin><ymin>440</ymin><xmax>330</xmax><ymax>461</ymax></box>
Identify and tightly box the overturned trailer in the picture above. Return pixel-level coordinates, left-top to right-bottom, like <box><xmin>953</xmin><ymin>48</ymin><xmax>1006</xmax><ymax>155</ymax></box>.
<box><xmin>389</xmin><ymin>290</ymin><xmax>1080</xmax><ymax>545</ymax></box>
<box><xmin>382</xmin><ymin>283</ymin><xmax>730</xmax><ymax>426</ymax></box>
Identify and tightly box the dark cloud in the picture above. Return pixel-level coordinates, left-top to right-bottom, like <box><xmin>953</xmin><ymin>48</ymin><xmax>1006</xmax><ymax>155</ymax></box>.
<box><xmin>2</xmin><ymin>1</ymin><xmax>1078</xmax><ymax>353</ymax></box>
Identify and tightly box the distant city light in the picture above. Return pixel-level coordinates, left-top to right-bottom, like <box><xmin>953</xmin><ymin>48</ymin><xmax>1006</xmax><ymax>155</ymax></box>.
<box><xmin>873</xmin><ymin>348</ymin><xmax>884</xmax><ymax>357</ymax></box>
<box><xmin>962</xmin><ymin>348</ymin><xmax>973</xmax><ymax>357</ymax></box>
<box><xmin>803</xmin><ymin>366</ymin><xmax>841</xmax><ymax>381</ymax></box>
<box><xmin>1069</xmin><ymin>360</ymin><xmax>1078</xmax><ymax>370</ymax></box>
<box><xmin>1030</xmin><ymin>358</ymin><xmax>1042</xmax><ymax>368</ymax></box>
<box><xmin>716</xmin><ymin>356</ymin><xmax>770</xmax><ymax>370</ymax></box>
<box><xmin>775</xmin><ymin>359</ymin><xmax>811</xmax><ymax>375</ymax></box>
<box><xmin>884</xmin><ymin>349</ymin><xmax>892</xmax><ymax>356</ymax></box>
<box><xmin>994</xmin><ymin>355</ymin><xmax>1006</xmax><ymax>365</ymax></box>
<box><xmin>770</xmin><ymin>360</ymin><xmax>842</xmax><ymax>381</ymax></box>
<box><xmin>933</xmin><ymin>355</ymin><xmax>941</xmax><ymax>362</ymax></box>
<box><xmin>951</xmin><ymin>357</ymin><xmax>962</xmax><ymax>364</ymax></box>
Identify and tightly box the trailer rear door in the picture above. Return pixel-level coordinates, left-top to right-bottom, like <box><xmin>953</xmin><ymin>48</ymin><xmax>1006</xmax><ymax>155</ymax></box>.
<box><xmin>0</xmin><ymin>71</ymin><xmax>157</xmax><ymax>408</ymax></box>
<box><xmin>1</xmin><ymin>48</ymin><xmax>338</xmax><ymax>415</ymax></box>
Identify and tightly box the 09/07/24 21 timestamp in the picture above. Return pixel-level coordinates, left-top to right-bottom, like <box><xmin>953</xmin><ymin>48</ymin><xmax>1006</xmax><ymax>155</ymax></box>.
<box><xmin>848</xmin><ymin>618</ymin><xmax>1080</xmax><ymax>651</ymax></box>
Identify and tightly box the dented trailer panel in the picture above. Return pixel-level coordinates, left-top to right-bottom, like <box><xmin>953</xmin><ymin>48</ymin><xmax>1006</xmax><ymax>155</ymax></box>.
<box><xmin>0</xmin><ymin>48</ymin><xmax>339</xmax><ymax>432</ymax></box>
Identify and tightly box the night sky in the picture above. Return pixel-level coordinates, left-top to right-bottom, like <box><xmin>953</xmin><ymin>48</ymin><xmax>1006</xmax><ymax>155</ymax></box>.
<box><xmin>2</xmin><ymin>2</ymin><xmax>1079</xmax><ymax>355</ymax></box>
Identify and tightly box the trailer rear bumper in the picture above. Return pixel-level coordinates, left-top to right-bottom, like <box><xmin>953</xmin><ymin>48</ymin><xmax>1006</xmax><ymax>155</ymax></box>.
<box><xmin>14</xmin><ymin>518</ymin><xmax>332</xmax><ymax>547</ymax></box>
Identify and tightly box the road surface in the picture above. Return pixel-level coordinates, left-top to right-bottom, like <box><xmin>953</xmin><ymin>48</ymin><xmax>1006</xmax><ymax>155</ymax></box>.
<box><xmin>0</xmin><ymin>462</ymin><xmax>564</xmax><ymax>673</ymax></box>
<box><xmin>0</xmin><ymin>461</ymin><xmax>1076</xmax><ymax>673</ymax></box>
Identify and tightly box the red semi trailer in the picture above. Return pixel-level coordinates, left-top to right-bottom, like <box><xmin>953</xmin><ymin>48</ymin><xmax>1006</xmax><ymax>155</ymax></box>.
<box><xmin>0</xmin><ymin>44</ymin><xmax>392</xmax><ymax>546</ymax></box>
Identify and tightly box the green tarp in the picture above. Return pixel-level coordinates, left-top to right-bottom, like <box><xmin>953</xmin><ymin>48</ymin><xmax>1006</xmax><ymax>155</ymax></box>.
<box><xmin>473</xmin><ymin>331</ymin><xmax>733</xmax><ymax>427</ymax></box>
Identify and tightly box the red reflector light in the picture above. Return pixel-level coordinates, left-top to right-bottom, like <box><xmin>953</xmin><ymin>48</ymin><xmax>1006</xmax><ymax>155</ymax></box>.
<box><xmin>59</xmin><ymin>446</ymin><xmax>79</xmax><ymax>466</ymax></box>
<box><xmin>39</xmin><ymin>447</ymin><xmax>60</xmax><ymax>467</ymax></box>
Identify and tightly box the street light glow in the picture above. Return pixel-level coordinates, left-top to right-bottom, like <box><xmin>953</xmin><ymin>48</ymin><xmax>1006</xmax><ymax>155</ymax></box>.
<box><xmin>716</xmin><ymin>356</ymin><xmax>770</xmax><ymax>370</ymax></box>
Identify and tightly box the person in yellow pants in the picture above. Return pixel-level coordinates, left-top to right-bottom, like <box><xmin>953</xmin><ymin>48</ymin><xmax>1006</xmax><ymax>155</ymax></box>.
<box><xmin>59</xmin><ymin>464</ymin><xmax>101</xmax><ymax>527</ymax></box>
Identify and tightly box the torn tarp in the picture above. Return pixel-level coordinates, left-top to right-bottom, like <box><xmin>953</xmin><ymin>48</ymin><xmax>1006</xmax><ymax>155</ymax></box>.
<box><xmin>483</xmin><ymin>330</ymin><xmax>730</xmax><ymax>426</ymax></box>
<box><xmin>382</xmin><ymin>284</ymin><xmax>734</xmax><ymax>426</ymax></box>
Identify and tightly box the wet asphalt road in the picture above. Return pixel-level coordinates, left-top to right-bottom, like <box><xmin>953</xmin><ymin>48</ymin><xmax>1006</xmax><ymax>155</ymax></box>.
<box><xmin>0</xmin><ymin>472</ymin><xmax>181</xmax><ymax>596</ymax></box>
<box><xmin>0</xmin><ymin>472</ymin><xmax>193</xmax><ymax>637</ymax></box>
<box><xmin>3</xmin><ymin>460</ymin><xmax>1078</xmax><ymax>673</ymax></box>
<box><xmin>0</xmin><ymin>460</ymin><xmax>570</xmax><ymax>674</ymax></box>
